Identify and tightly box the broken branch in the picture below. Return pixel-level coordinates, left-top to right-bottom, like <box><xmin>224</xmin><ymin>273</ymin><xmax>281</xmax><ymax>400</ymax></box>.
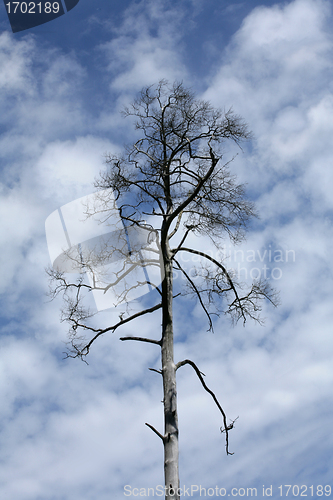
<box><xmin>176</xmin><ymin>358</ymin><xmax>235</xmax><ymax>455</ymax></box>
<box><xmin>145</xmin><ymin>423</ymin><xmax>165</xmax><ymax>442</ymax></box>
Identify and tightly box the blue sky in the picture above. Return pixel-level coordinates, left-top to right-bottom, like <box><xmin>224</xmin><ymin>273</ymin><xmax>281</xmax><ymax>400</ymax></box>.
<box><xmin>0</xmin><ymin>0</ymin><xmax>333</xmax><ymax>498</ymax></box>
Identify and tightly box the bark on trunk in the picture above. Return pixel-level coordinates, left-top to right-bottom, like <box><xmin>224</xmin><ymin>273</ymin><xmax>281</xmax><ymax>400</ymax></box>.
<box><xmin>161</xmin><ymin>256</ymin><xmax>179</xmax><ymax>500</ymax></box>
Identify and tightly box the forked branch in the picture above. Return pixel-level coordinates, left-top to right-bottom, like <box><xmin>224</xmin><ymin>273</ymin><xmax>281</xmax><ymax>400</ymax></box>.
<box><xmin>174</xmin><ymin>247</ymin><xmax>278</xmax><ymax>323</ymax></box>
<box><xmin>66</xmin><ymin>301</ymin><xmax>164</xmax><ymax>359</ymax></box>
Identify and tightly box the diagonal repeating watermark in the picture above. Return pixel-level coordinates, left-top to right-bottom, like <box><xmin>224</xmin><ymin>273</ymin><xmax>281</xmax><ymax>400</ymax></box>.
<box><xmin>45</xmin><ymin>189</ymin><xmax>162</xmax><ymax>311</ymax></box>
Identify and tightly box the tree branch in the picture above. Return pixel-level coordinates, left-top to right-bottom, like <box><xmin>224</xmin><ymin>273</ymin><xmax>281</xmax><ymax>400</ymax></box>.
<box><xmin>173</xmin><ymin>258</ymin><xmax>214</xmax><ymax>332</ymax></box>
<box><xmin>145</xmin><ymin>422</ymin><xmax>165</xmax><ymax>442</ymax></box>
<box><xmin>120</xmin><ymin>336</ymin><xmax>161</xmax><ymax>345</ymax></box>
<box><xmin>168</xmin><ymin>211</ymin><xmax>183</xmax><ymax>240</ymax></box>
<box><xmin>66</xmin><ymin>302</ymin><xmax>164</xmax><ymax>359</ymax></box>
<box><xmin>174</xmin><ymin>246</ymin><xmax>245</xmax><ymax>321</ymax></box>
<box><xmin>176</xmin><ymin>359</ymin><xmax>236</xmax><ymax>455</ymax></box>
<box><xmin>149</xmin><ymin>367</ymin><xmax>162</xmax><ymax>374</ymax></box>
<box><xmin>164</xmin><ymin>150</ymin><xmax>219</xmax><ymax>233</ymax></box>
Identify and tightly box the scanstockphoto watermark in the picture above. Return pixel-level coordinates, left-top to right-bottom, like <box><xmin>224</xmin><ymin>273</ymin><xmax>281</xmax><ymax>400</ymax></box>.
<box><xmin>124</xmin><ymin>484</ymin><xmax>259</xmax><ymax>497</ymax></box>
<box><xmin>124</xmin><ymin>484</ymin><xmax>332</xmax><ymax>497</ymax></box>
<box><xmin>174</xmin><ymin>246</ymin><xmax>296</xmax><ymax>282</ymax></box>
<box><xmin>228</xmin><ymin>245</ymin><xmax>295</xmax><ymax>282</ymax></box>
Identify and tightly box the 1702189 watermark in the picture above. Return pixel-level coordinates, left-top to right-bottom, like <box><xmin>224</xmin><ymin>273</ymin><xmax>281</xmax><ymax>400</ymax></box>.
<box><xmin>123</xmin><ymin>484</ymin><xmax>332</xmax><ymax>497</ymax></box>
<box><xmin>3</xmin><ymin>0</ymin><xmax>81</xmax><ymax>33</ymax></box>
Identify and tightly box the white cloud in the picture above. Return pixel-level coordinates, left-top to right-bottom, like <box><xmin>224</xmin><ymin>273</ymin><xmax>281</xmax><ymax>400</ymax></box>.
<box><xmin>0</xmin><ymin>32</ymin><xmax>35</xmax><ymax>94</ymax></box>
<box><xmin>35</xmin><ymin>136</ymin><xmax>119</xmax><ymax>204</ymax></box>
<box><xmin>100</xmin><ymin>0</ymin><xmax>188</xmax><ymax>92</ymax></box>
<box><xmin>205</xmin><ymin>0</ymin><xmax>333</xmax><ymax>193</ymax></box>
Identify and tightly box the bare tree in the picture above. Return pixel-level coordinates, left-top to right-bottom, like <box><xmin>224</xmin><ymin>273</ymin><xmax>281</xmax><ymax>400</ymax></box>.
<box><xmin>47</xmin><ymin>81</ymin><xmax>278</xmax><ymax>500</ymax></box>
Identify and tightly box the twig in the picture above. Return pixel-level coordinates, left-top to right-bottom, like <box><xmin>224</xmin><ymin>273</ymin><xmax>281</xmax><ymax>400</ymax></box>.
<box><xmin>174</xmin><ymin>258</ymin><xmax>214</xmax><ymax>332</ymax></box>
<box><xmin>120</xmin><ymin>336</ymin><xmax>161</xmax><ymax>345</ymax></box>
<box><xmin>149</xmin><ymin>368</ymin><xmax>162</xmax><ymax>374</ymax></box>
<box><xmin>145</xmin><ymin>423</ymin><xmax>165</xmax><ymax>442</ymax></box>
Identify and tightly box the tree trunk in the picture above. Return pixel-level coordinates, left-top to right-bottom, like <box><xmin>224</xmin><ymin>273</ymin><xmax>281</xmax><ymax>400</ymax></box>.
<box><xmin>161</xmin><ymin>256</ymin><xmax>179</xmax><ymax>500</ymax></box>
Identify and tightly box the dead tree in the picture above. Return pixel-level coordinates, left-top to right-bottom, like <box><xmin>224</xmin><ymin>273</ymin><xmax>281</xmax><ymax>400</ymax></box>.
<box><xmin>47</xmin><ymin>81</ymin><xmax>278</xmax><ymax>500</ymax></box>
